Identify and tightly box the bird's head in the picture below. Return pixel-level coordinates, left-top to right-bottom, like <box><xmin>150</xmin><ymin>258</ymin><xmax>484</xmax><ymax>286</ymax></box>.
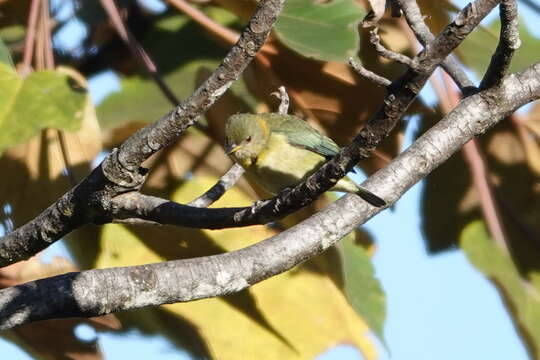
<box><xmin>225</xmin><ymin>114</ymin><xmax>270</xmax><ymax>165</ymax></box>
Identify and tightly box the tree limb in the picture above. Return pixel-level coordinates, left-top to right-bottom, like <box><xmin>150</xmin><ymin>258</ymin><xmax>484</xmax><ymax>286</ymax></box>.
<box><xmin>0</xmin><ymin>0</ymin><xmax>285</xmax><ymax>267</ymax></box>
<box><xmin>0</xmin><ymin>0</ymin><xmax>502</xmax><ymax>263</ymax></box>
<box><xmin>480</xmin><ymin>0</ymin><xmax>520</xmax><ymax>89</ymax></box>
<box><xmin>109</xmin><ymin>0</ymin><xmax>503</xmax><ymax>229</ymax></box>
<box><xmin>2</xmin><ymin>61</ymin><xmax>538</xmax><ymax>330</ymax></box>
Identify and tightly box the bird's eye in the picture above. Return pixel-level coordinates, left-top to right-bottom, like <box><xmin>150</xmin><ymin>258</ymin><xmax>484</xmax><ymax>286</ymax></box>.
<box><xmin>246</xmin><ymin>136</ymin><xmax>252</xmax><ymax>142</ymax></box>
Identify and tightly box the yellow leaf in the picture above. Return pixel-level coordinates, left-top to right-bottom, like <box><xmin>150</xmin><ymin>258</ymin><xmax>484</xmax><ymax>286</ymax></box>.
<box><xmin>94</xmin><ymin>176</ymin><xmax>378</xmax><ymax>359</ymax></box>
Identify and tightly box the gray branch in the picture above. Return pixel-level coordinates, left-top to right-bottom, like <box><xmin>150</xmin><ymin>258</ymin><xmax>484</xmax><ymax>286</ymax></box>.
<box><xmin>396</xmin><ymin>0</ymin><xmax>476</xmax><ymax>91</ymax></box>
<box><xmin>480</xmin><ymin>0</ymin><xmax>520</xmax><ymax>88</ymax></box>
<box><xmin>188</xmin><ymin>164</ymin><xmax>245</xmax><ymax>208</ymax></box>
<box><xmin>1</xmin><ymin>61</ymin><xmax>538</xmax><ymax>330</ymax></box>
<box><xmin>370</xmin><ymin>28</ymin><xmax>415</xmax><ymax>67</ymax></box>
<box><xmin>109</xmin><ymin>0</ymin><xmax>285</xmax><ymax>176</ymax></box>
<box><xmin>349</xmin><ymin>58</ymin><xmax>392</xmax><ymax>87</ymax></box>
<box><xmin>109</xmin><ymin>0</ymin><xmax>502</xmax><ymax>230</ymax></box>
<box><xmin>271</xmin><ymin>86</ymin><xmax>290</xmax><ymax>115</ymax></box>
<box><xmin>0</xmin><ymin>0</ymin><xmax>285</xmax><ymax>267</ymax></box>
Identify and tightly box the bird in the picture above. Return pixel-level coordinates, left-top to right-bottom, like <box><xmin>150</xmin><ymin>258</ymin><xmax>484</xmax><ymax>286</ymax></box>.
<box><xmin>224</xmin><ymin>113</ymin><xmax>386</xmax><ymax>207</ymax></box>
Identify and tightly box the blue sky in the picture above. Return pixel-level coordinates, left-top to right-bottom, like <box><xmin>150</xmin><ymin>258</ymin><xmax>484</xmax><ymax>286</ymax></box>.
<box><xmin>1</xmin><ymin>0</ymin><xmax>538</xmax><ymax>359</ymax></box>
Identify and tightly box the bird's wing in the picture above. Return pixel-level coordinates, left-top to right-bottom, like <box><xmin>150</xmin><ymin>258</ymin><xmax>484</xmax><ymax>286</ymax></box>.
<box><xmin>267</xmin><ymin>114</ymin><xmax>340</xmax><ymax>159</ymax></box>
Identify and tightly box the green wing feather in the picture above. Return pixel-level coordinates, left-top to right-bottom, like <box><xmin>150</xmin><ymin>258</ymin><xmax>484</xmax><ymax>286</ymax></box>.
<box><xmin>262</xmin><ymin>113</ymin><xmax>340</xmax><ymax>159</ymax></box>
<box><xmin>252</xmin><ymin>113</ymin><xmax>385</xmax><ymax>207</ymax></box>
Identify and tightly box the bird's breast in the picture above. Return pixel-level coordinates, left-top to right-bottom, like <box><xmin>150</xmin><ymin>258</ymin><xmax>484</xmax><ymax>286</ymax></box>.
<box><xmin>250</xmin><ymin>133</ymin><xmax>326</xmax><ymax>194</ymax></box>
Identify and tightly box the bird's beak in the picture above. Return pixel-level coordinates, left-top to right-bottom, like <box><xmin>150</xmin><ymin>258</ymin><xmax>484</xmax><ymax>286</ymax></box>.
<box><xmin>225</xmin><ymin>142</ymin><xmax>242</xmax><ymax>155</ymax></box>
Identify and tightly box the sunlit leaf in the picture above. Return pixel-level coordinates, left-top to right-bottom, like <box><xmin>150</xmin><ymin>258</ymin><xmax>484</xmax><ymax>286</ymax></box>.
<box><xmin>274</xmin><ymin>0</ymin><xmax>365</xmax><ymax>62</ymax></box>
<box><xmin>459</xmin><ymin>18</ymin><xmax>540</xmax><ymax>76</ymax></box>
<box><xmin>0</xmin><ymin>67</ymin><xmax>101</xmax><ymax>227</ymax></box>
<box><xmin>0</xmin><ymin>64</ymin><xmax>87</xmax><ymax>153</ymax></box>
<box><xmin>91</xmin><ymin>176</ymin><xmax>378</xmax><ymax>360</ymax></box>
<box><xmin>460</xmin><ymin>221</ymin><xmax>540</xmax><ymax>357</ymax></box>
<box><xmin>339</xmin><ymin>232</ymin><xmax>386</xmax><ymax>343</ymax></box>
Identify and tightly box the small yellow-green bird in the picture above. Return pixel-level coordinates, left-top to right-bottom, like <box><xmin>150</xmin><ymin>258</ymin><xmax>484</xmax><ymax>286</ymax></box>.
<box><xmin>225</xmin><ymin>113</ymin><xmax>386</xmax><ymax>207</ymax></box>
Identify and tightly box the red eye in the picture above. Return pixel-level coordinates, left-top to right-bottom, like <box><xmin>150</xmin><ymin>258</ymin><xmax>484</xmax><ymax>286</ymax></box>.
<box><xmin>246</xmin><ymin>136</ymin><xmax>252</xmax><ymax>142</ymax></box>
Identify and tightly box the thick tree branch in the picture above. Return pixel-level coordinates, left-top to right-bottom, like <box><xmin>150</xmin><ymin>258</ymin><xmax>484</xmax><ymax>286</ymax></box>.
<box><xmin>109</xmin><ymin>0</ymin><xmax>501</xmax><ymax>229</ymax></box>
<box><xmin>108</xmin><ymin>0</ymin><xmax>285</xmax><ymax>179</ymax></box>
<box><xmin>0</xmin><ymin>0</ymin><xmax>501</xmax><ymax>265</ymax></box>
<box><xmin>480</xmin><ymin>0</ymin><xmax>520</xmax><ymax>89</ymax></box>
<box><xmin>2</xmin><ymin>61</ymin><xmax>538</xmax><ymax>330</ymax></box>
<box><xmin>0</xmin><ymin>0</ymin><xmax>285</xmax><ymax>267</ymax></box>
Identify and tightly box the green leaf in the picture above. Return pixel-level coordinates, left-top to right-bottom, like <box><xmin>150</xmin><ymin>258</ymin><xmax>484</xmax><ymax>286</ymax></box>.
<box><xmin>97</xmin><ymin>59</ymin><xmax>255</xmax><ymax>130</ymax></box>
<box><xmin>0</xmin><ymin>64</ymin><xmax>87</xmax><ymax>153</ymax></box>
<box><xmin>461</xmin><ymin>221</ymin><xmax>540</xmax><ymax>356</ymax></box>
<box><xmin>0</xmin><ymin>36</ymin><xmax>13</xmax><ymax>68</ymax></box>
<box><xmin>339</xmin><ymin>232</ymin><xmax>386</xmax><ymax>342</ymax></box>
<box><xmin>97</xmin><ymin>12</ymin><xmax>256</xmax><ymax>130</ymax></box>
<box><xmin>274</xmin><ymin>0</ymin><xmax>364</xmax><ymax>62</ymax></box>
<box><xmin>459</xmin><ymin>18</ymin><xmax>540</xmax><ymax>76</ymax></box>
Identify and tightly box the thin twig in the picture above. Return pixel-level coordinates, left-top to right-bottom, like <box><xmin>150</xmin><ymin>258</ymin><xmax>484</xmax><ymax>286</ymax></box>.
<box><xmin>21</xmin><ymin>0</ymin><xmax>41</xmax><ymax>74</ymax></box>
<box><xmin>41</xmin><ymin>0</ymin><xmax>54</xmax><ymax>69</ymax></box>
<box><xmin>370</xmin><ymin>28</ymin><xmax>415</xmax><ymax>67</ymax></box>
<box><xmin>188</xmin><ymin>164</ymin><xmax>245</xmax><ymax>208</ymax></box>
<box><xmin>396</xmin><ymin>0</ymin><xmax>476</xmax><ymax>92</ymax></box>
<box><xmin>165</xmin><ymin>0</ymin><xmax>239</xmax><ymax>45</ymax></box>
<box><xmin>271</xmin><ymin>86</ymin><xmax>290</xmax><ymax>114</ymax></box>
<box><xmin>480</xmin><ymin>0</ymin><xmax>520</xmax><ymax>89</ymax></box>
<box><xmin>34</xmin><ymin>1</ymin><xmax>45</xmax><ymax>70</ymax></box>
<box><xmin>99</xmin><ymin>0</ymin><xmax>180</xmax><ymax>106</ymax></box>
<box><xmin>348</xmin><ymin>58</ymin><xmax>391</xmax><ymax>87</ymax></box>
<box><xmin>36</xmin><ymin>0</ymin><xmax>78</xmax><ymax>185</ymax></box>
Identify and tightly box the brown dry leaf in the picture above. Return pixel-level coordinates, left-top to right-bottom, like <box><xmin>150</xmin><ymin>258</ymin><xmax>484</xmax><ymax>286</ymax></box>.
<box><xmin>525</xmin><ymin>101</ymin><xmax>540</xmax><ymax>137</ymax></box>
<box><xmin>422</xmin><ymin>113</ymin><xmax>540</xmax><ymax>264</ymax></box>
<box><xmin>479</xmin><ymin>122</ymin><xmax>540</xmax><ymax>274</ymax></box>
<box><xmin>93</xmin><ymin>176</ymin><xmax>378</xmax><ymax>360</ymax></box>
<box><xmin>417</xmin><ymin>0</ymin><xmax>457</xmax><ymax>34</ymax></box>
<box><xmin>519</xmin><ymin>110</ymin><xmax>540</xmax><ymax>176</ymax></box>
<box><xmin>0</xmin><ymin>0</ymin><xmax>30</xmax><ymax>27</ymax></box>
<box><xmin>0</xmin><ymin>256</ymin><xmax>120</xmax><ymax>360</ymax></box>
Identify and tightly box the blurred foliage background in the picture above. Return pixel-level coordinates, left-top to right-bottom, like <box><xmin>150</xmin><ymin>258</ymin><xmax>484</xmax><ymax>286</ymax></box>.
<box><xmin>0</xmin><ymin>0</ymin><xmax>539</xmax><ymax>359</ymax></box>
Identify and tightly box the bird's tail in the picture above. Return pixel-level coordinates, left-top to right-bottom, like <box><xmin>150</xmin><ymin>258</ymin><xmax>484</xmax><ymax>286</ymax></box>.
<box><xmin>356</xmin><ymin>187</ymin><xmax>386</xmax><ymax>207</ymax></box>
